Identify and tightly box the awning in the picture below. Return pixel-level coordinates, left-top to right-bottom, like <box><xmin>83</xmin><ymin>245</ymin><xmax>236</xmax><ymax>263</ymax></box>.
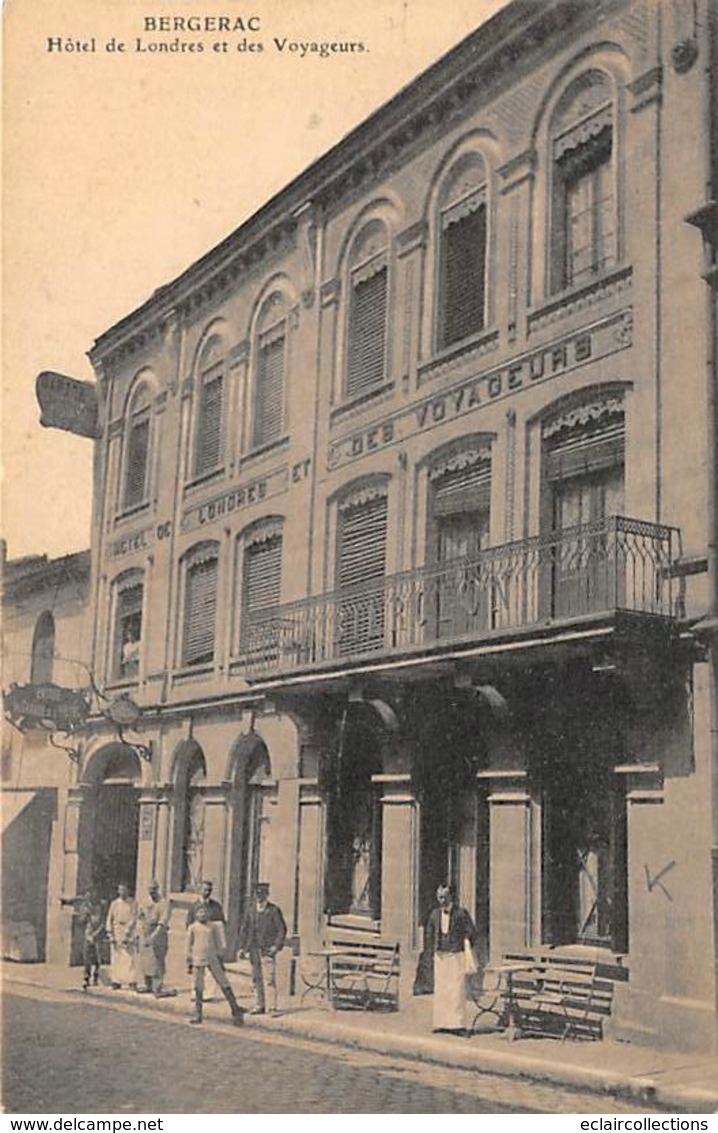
<box><xmin>1</xmin><ymin>791</ymin><xmax>39</xmax><ymax>835</ymax></box>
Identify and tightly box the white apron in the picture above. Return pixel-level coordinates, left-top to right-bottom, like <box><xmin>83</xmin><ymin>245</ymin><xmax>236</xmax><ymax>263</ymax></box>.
<box><xmin>433</xmin><ymin>951</ymin><xmax>466</xmax><ymax>1031</ymax></box>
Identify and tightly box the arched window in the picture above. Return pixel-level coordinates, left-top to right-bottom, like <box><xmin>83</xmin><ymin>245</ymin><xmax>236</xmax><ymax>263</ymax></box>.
<box><xmin>336</xmin><ymin>481</ymin><xmax>389</xmax><ymax>656</ymax></box>
<box><xmin>253</xmin><ymin>294</ymin><xmax>288</xmax><ymax>450</ymax></box>
<box><xmin>345</xmin><ymin>221</ymin><xmax>389</xmax><ymax>400</ymax></box>
<box><xmin>436</xmin><ymin>154</ymin><xmax>487</xmax><ymax>350</ymax></box>
<box><xmin>542</xmin><ymin>390</ymin><xmax>625</xmax><ymax>617</ymax></box>
<box><xmin>239</xmin><ymin>518</ymin><xmax>284</xmax><ymax>658</ymax></box>
<box><xmin>122</xmin><ymin>382</ymin><xmax>152</xmax><ymax>510</ymax></box>
<box><xmin>111</xmin><ymin>571</ymin><xmax>144</xmax><ymax>680</ymax></box>
<box><xmin>30</xmin><ymin>611</ymin><xmax>55</xmax><ymax>684</ymax></box>
<box><xmin>193</xmin><ymin>336</ymin><xmax>225</xmax><ymax>478</ymax></box>
<box><xmin>181</xmin><ymin>542</ymin><xmax>219</xmax><ymax>666</ymax></box>
<box><xmin>176</xmin><ymin>746</ymin><xmax>207</xmax><ymax>893</ymax></box>
<box><xmin>550</xmin><ymin>71</ymin><xmax>616</xmax><ymax>294</ymax></box>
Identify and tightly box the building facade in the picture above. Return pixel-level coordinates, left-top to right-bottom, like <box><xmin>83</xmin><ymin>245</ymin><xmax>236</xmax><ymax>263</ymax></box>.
<box><xmin>23</xmin><ymin>0</ymin><xmax>718</xmax><ymax>1050</ymax></box>
<box><xmin>2</xmin><ymin>547</ymin><xmax>92</xmax><ymax>963</ymax></box>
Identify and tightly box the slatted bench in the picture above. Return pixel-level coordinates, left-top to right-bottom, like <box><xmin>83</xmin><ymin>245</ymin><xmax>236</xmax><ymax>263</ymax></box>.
<box><xmin>328</xmin><ymin>939</ymin><xmax>400</xmax><ymax>1011</ymax></box>
<box><xmin>504</xmin><ymin>959</ymin><xmax>613</xmax><ymax>1041</ymax></box>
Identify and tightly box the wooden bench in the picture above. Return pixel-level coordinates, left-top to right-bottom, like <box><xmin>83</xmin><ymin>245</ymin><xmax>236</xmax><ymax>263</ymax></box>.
<box><xmin>328</xmin><ymin>939</ymin><xmax>400</xmax><ymax>1011</ymax></box>
<box><xmin>502</xmin><ymin>959</ymin><xmax>613</xmax><ymax>1041</ymax></box>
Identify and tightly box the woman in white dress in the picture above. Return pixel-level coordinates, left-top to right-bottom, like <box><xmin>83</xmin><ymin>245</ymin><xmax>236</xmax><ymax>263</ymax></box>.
<box><xmin>106</xmin><ymin>883</ymin><xmax>137</xmax><ymax>989</ymax></box>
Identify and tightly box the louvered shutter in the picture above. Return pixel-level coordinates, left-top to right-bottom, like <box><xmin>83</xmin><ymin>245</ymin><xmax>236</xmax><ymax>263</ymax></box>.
<box><xmin>183</xmin><ymin>554</ymin><xmax>218</xmax><ymax>664</ymax></box>
<box><xmin>124</xmin><ymin>417</ymin><xmax>150</xmax><ymax>508</ymax></box>
<box><xmin>195</xmin><ymin>373</ymin><xmax>223</xmax><ymax>476</ymax></box>
<box><xmin>254</xmin><ymin>335</ymin><xmax>285</xmax><ymax>448</ymax></box>
<box><xmin>346</xmin><ymin>266</ymin><xmax>388</xmax><ymax>399</ymax></box>
<box><xmin>439</xmin><ymin>204</ymin><xmax>486</xmax><ymax>349</ymax></box>
<box><xmin>338</xmin><ymin>495</ymin><xmax>387</xmax><ymax>591</ymax></box>
<box><xmin>545</xmin><ymin>411</ymin><xmax>624</xmax><ymax>481</ymax></box>
<box><xmin>245</xmin><ymin>536</ymin><xmax>282</xmax><ymax>613</ymax></box>
<box><xmin>432</xmin><ymin>459</ymin><xmax>491</xmax><ymax>517</ymax></box>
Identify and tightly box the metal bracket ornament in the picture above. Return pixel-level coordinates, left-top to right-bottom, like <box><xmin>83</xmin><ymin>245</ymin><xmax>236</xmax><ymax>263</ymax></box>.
<box><xmin>104</xmin><ymin>694</ymin><xmax>153</xmax><ymax>763</ymax></box>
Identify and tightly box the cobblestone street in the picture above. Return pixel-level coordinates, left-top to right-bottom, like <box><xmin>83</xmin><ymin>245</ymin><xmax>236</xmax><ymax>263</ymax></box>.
<box><xmin>3</xmin><ymin>985</ymin><xmax>670</xmax><ymax>1114</ymax></box>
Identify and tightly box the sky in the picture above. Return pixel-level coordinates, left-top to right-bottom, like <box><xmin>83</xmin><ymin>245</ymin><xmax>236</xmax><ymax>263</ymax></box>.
<box><xmin>3</xmin><ymin>0</ymin><xmax>509</xmax><ymax>560</ymax></box>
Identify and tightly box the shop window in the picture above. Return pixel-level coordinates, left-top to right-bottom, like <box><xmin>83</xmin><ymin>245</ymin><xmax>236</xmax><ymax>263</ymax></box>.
<box><xmin>542</xmin><ymin>394</ymin><xmax>625</xmax><ymax>618</ymax></box>
<box><xmin>437</xmin><ymin>155</ymin><xmax>487</xmax><ymax>350</ymax></box>
<box><xmin>550</xmin><ymin>72</ymin><xmax>616</xmax><ymax>293</ymax></box>
<box><xmin>122</xmin><ymin>383</ymin><xmax>152</xmax><ymax>510</ymax></box>
<box><xmin>240</xmin><ymin>520</ymin><xmax>283</xmax><ymax>657</ymax></box>
<box><xmin>112</xmin><ymin>574</ymin><xmax>143</xmax><ymax>680</ymax></box>
<box><xmin>427</xmin><ymin>445</ymin><xmax>492</xmax><ymax>638</ymax></box>
<box><xmin>253</xmin><ymin>295</ymin><xmax>287</xmax><ymax>450</ymax></box>
<box><xmin>181</xmin><ymin>543</ymin><xmax>219</xmax><ymax>666</ymax></box>
<box><xmin>336</xmin><ymin>483</ymin><xmax>388</xmax><ymax>656</ymax></box>
<box><xmin>345</xmin><ymin>221</ymin><xmax>389</xmax><ymax>400</ymax></box>
<box><xmin>30</xmin><ymin>611</ymin><xmax>55</xmax><ymax>685</ymax></box>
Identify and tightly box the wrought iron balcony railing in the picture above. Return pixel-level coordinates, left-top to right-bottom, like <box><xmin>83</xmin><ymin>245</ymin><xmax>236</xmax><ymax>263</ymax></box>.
<box><xmin>238</xmin><ymin>516</ymin><xmax>678</xmax><ymax>678</ymax></box>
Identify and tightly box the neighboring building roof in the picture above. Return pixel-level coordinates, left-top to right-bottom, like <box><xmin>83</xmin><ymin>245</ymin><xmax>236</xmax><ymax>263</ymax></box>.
<box><xmin>2</xmin><ymin>549</ymin><xmax>91</xmax><ymax>603</ymax></box>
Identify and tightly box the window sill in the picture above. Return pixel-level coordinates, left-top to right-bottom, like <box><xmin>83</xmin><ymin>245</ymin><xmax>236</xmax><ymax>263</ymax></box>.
<box><xmin>240</xmin><ymin>435</ymin><xmax>290</xmax><ymax>465</ymax></box>
<box><xmin>104</xmin><ymin>677</ymin><xmax>140</xmax><ymax>692</ymax></box>
<box><xmin>528</xmin><ymin>264</ymin><xmax>633</xmax><ymax>334</ymax></box>
<box><xmin>114</xmin><ymin>501</ymin><xmax>151</xmax><ymax>524</ymax></box>
<box><xmin>330</xmin><ymin>381</ymin><xmax>395</xmax><ymax>425</ymax></box>
<box><xmin>173</xmin><ymin>662</ymin><xmax>216</xmax><ymax>680</ymax></box>
<box><xmin>184</xmin><ymin>467</ymin><xmax>226</xmax><ymax>494</ymax></box>
<box><xmin>418</xmin><ymin>327</ymin><xmax>499</xmax><ymax>386</ymax></box>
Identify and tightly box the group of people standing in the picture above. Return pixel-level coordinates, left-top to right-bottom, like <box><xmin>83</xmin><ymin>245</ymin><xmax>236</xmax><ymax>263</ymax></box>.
<box><xmin>67</xmin><ymin>878</ymin><xmax>287</xmax><ymax>1026</ymax></box>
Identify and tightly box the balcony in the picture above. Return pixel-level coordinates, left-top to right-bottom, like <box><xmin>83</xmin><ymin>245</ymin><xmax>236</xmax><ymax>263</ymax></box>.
<box><xmin>238</xmin><ymin>516</ymin><xmax>679</xmax><ymax>680</ymax></box>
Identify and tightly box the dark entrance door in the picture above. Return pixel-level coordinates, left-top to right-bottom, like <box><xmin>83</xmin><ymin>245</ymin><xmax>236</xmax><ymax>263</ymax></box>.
<box><xmin>542</xmin><ymin>758</ymin><xmax>626</xmax><ymax>949</ymax></box>
<box><xmin>91</xmin><ymin>783</ymin><xmax>139</xmax><ymax>903</ymax></box>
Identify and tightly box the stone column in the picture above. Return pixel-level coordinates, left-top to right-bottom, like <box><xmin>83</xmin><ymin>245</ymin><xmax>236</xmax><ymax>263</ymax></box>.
<box><xmin>480</xmin><ymin>769</ymin><xmax>536</xmax><ymax>958</ymax></box>
<box><xmin>376</xmin><ymin>774</ymin><xmax>418</xmax><ymax>948</ymax></box>
<box><xmin>296</xmin><ymin>779</ymin><xmax>325</xmax><ymax>953</ymax></box>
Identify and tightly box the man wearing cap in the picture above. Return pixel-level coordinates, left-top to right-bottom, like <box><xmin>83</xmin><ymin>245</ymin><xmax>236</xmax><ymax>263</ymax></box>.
<box><xmin>238</xmin><ymin>882</ymin><xmax>287</xmax><ymax>1015</ymax></box>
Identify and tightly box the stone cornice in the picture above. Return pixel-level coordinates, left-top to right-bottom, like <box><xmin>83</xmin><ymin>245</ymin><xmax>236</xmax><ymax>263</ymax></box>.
<box><xmin>89</xmin><ymin>0</ymin><xmax>613</xmax><ymax>370</ymax></box>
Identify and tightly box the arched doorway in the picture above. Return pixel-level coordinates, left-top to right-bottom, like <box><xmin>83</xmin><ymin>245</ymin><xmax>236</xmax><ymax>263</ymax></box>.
<box><xmin>80</xmin><ymin>744</ymin><xmax>142</xmax><ymax>905</ymax></box>
<box><xmin>323</xmin><ymin>700</ymin><xmax>394</xmax><ymax>925</ymax></box>
<box><xmin>226</xmin><ymin>733</ymin><xmax>271</xmax><ymax>954</ymax></box>
<box><xmin>170</xmin><ymin>741</ymin><xmax>208</xmax><ymax>895</ymax></box>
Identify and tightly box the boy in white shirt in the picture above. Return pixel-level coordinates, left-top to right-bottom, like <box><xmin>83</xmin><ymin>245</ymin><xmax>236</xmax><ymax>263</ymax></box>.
<box><xmin>186</xmin><ymin>904</ymin><xmax>244</xmax><ymax>1026</ymax></box>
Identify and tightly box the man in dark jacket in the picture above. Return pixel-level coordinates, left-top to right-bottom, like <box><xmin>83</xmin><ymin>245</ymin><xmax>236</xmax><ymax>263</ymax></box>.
<box><xmin>238</xmin><ymin>882</ymin><xmax>287</xmax><ymax>1015</ymax></box>
<box><xmin>423</xmin><ymin>882</ymin><xmax>477</xmax><ymax>1033</ymax></box>
<box><xmin>185</xmin><ymin>879</ymin><xmax>226</xmax><ymax>928</ymax></box>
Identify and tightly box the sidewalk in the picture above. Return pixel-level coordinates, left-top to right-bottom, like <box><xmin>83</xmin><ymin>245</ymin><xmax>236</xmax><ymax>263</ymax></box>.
<box><xmin>3</xmin><ymin>961</ymin><xmax>717</xmax><ymax>1113</ymax></box>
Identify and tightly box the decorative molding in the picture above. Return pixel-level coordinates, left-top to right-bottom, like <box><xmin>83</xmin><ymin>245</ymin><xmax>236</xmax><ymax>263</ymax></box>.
<box><xmin>628</xmin><ymin>65</ymin><xmax>663</xmax><ymax>114</ymax></box>
<box><xmin>329</xmin><ymin>381</ymin><xmax>395</xmax><ymax>428</ymax></box>
<box><xmin>507</xmin><ymin>198</ymin><xmax>519</xmax><ymax>342</ymax></box>
<box><xmin>320</xmin><ymin>278</ymin><xmax>341</xmax><ymax>308</ymax></box>
<box><xmin>542</xmin><ymin>393</ymin><xmax>624</xmax><ymax>438</ymax></box>
<box><xmin>228</xmin><ymin>340</ymin><xmax>250</xmax><ymax>368</ymax></box>
<box><xmin>338</xmin><ymin>481</ymin><xmax>389</xmax><ymax>511</ymax></box>
<box><xmin>396</xmin><ymin>220</ymin><xmax>428</xmax><ymax>257</ymax></box>
<box><xmin>417</xmin><ymin>327</ymin><xmax>500</xmax><ymax>387</ymax></box>
<box><xmin>428</xmin><ymin>445</ymin><xmax>491</xmax><ymax>481</ymax></box>
<box><xmin>498</xmin><ymin>149</ymin><xmax>536</xmax><ymax>195</ymax></box>
<box><xmin>527</xmin><ymin>265</ymin><xmax>632</xmax><ymax>334</ymax></box>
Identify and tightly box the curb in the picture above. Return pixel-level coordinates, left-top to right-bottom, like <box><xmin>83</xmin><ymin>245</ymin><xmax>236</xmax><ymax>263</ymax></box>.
<box><xmin>5</xmin><ymin>971</ymin><xmax>717</xmax><ymax>1113</ymax></box>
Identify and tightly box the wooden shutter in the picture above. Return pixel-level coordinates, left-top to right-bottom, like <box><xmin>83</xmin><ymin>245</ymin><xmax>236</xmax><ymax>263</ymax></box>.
<box><xmin>346</xmin><ymin>266</ymin><xmax>388</xmax><ymax>399</ymax></box>
<box><xmin>544</xmin><ymin>405</ymin><xmax>624</xmax><ymax>481</ymax></box>
<box><xmin>195</xmin><ymin>372</ymin><xmax>223</xmax><ymax>476</ymax></box>
<box><xmin>338</xmin><ymin>493</ymin><xmax>388</xmax><ymax>591</ymax></box>
<box><xmin>183</xmin><ymin>552</ymin><xmax>218</xmax><ymax>664</ymax></box>
<box><xmin>124</xmin><ymin>416</ymin><xmax>149</xmax><ymax>508</ymax></box>
<box><xmin>244</xmin><ymin>535</ymin><xmax>282</xmax><ymax>613</ymax></box>
<box><xmin>439</xmin><ymin>204</ymin><xmax>486</xmax><ymax>349</ymax></box>
<box><xmin>431</xmin><ymin>458</ymin><xmax>491</xmax><ymax>517</ymax></box>
<box><xmin>254</xmin><ymin>334</ymin><xmax>285</xmax><ymax>448</ymax></box>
